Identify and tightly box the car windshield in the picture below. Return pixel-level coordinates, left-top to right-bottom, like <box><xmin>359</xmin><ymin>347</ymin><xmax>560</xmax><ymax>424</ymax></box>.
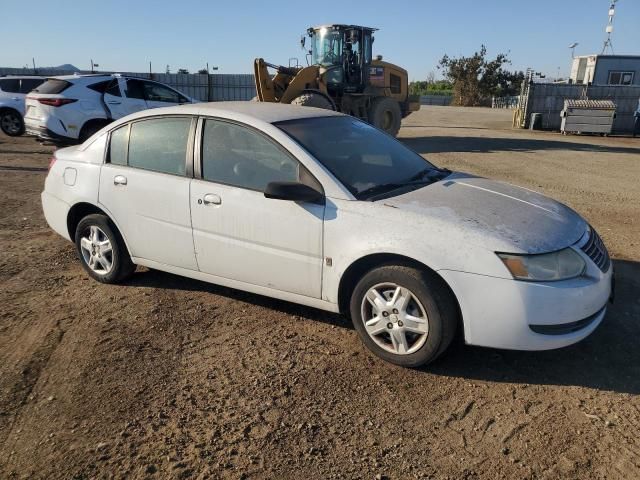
<box><xmin>275</xmin><ymin>116</ymin><xmax>449</xmax><ymax>200</ymax></box>
<box><xmin>311</xmin><ymin>29</ymin><xmax>343</xmax><ymax>67</ymax></box>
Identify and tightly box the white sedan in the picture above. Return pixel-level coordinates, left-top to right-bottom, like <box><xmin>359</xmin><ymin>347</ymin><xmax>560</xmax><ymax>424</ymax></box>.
<box><xmin>41</xmin><ymin>102</ymin><xmax>614</xmax><ymax>367</ymax></box>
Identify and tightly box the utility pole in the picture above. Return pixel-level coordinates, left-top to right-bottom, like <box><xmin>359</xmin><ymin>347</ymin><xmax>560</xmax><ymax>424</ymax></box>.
<box><xmin>32</xmin><ymin>57</ymin><xmax>36</xmax><ymax>74</ymax></box>
<box><xmin>602</xmin><ymin>0</ymin><xmax>618</xmax><ymax>54</ymax></box>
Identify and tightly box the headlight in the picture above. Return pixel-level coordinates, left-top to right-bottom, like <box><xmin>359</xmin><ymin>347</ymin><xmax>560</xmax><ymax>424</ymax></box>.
<box><xmin>497</xmin><ymin>248</ymin><xmax>586</xmax><ymax>281</ymax></box>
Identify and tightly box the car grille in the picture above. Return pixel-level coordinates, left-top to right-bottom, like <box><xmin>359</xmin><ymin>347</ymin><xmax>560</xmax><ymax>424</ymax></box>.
<box><xmin>580</xmin><ymin>227</ymin><xmax>611</xmax><ymax>273</ymax></box>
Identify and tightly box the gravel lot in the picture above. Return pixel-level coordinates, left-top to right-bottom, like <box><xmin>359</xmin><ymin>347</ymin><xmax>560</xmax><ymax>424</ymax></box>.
<box><xmin>1</xmin><ymin>106</ymin><xmax>639</xmax><ymax>479</ymax></box>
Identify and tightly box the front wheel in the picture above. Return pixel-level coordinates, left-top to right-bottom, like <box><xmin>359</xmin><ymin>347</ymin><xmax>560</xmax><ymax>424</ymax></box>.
<box><xmin>75</xmin><ymin>214</ymin><xmax>135</xmax><ymax>283</ymax></box>
<box><xmin>0</xmin><ymin>110</ymin><xmax>25</xmax><ymax>136</ymax></box>
<box><xmin>368</xmin><ymin>97</ymin><xmax>402</xmax><ymax>137</ymax></box>
<box><xmin>350</xmin><ymin>265</ymin><xmax>457</xmax><ymax>367</ymax></box>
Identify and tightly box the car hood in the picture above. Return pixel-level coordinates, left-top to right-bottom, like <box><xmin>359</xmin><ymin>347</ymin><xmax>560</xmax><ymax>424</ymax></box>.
<box><xmin>382</xmin><ymin>172</ymin><xmax>586</xmax><ymax>254</ymax></box>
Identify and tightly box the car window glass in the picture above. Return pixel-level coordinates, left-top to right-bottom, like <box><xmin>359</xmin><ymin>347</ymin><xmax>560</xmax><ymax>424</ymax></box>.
<box><xmin>128</xmin><ymin>117</ymin><xmax>190</xmax><ymax>175</ymax></box>
<box><xmin>143</xmin><ymin>82</ymin><xmax>181</xmax><ymax>103</ymax></box>
<box><xmin>276</xmin><ymin>116</ymin><xmax>440</xmax><ymax>199</ymax></box>
<box><xmin>105</xmin><ymin>79</ymin><xmax>121</xmax><ymax>97</ymax></box>
<box><xmin>125</xmin><ymin>79</ymin><xmax>145</xmax><ymax>100</ymax></box>
<box><xmin>87</xmin><ymin>81</ymin><xmax>110</xmax><ymax>94</ymax></box>
<box><xmin>19</xmin><ymin>79</ymin><xmax>44</xmax><ymax>93</ymax></box>
<box><xmin>108</xmin><ymin>125</ymin><xmax>128</xmax><ymax>166</ymax></box>
<box><xmin>202</xmin><ymin>120</ymin><xmax>299</xmax><ymax>191</ymax></box>
<box><xmin>0</xmin><ymin>79</ymin><xmax>20</xmax><ymax>93</ymax></box>
<box><xmin>33</xmin><ymin>79</ymin><xmax>71</xmax><ymax>94</ymax></box>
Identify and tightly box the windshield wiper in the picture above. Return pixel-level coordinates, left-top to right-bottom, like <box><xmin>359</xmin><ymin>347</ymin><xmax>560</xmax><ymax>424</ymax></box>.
<box><xmin>357</xmin><ymin>168</ymin><xmax>452</xmax><ymax>201</ymax></box>
<box><xmin>356</xmin><ymin>183</ymin><xmax>406</xmax><ymax>200</ymax></box>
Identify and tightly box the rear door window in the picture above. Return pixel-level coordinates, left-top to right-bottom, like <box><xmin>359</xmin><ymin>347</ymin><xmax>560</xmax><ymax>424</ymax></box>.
<box><xmin>127</xmin><ymin>117</ymin><xmax>191</xmax><ymax>175</ymax></box>
<box><xmin>143</xmin><ymin>82</ymin><xmax>183</xmax><ymax>103</ymax></box>
<box><xmin>33</xmin><ymin>79</ymin><xmax>72</xmax><ymax>94</ymax></box>
<box><xmin>124</xmin><ymin>79</ymin><xmax>145</xmax><ymax>100</ymax></box>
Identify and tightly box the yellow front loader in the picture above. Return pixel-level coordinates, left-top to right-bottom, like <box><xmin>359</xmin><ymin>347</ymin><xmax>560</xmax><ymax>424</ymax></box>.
<box><xmin>253</xmin><ymin>24</ymin><xmax>419</xmax><ymax>137</ymax></box>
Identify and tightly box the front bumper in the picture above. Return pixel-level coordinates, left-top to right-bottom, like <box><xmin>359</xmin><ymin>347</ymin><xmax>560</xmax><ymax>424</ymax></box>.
<box><xmin>439</xmin><ymin>264</ymin><xmax>613</xmax><ymax>351</ymax></box>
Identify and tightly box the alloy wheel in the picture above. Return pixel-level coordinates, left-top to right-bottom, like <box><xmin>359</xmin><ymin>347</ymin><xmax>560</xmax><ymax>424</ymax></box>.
<box><xmin>79</xmin><ymin>225</ymin><xmax>114</xmax><ymax>275</ymax></box>
<box><xmin>360</xmin><ymin>283</ymin><xmax>429</xmax><ymax>355</ymax></box>
<box><xmin>1</xmin><ymin>112</ymin><xmax>22</xmax><ymax>135</ymax></box>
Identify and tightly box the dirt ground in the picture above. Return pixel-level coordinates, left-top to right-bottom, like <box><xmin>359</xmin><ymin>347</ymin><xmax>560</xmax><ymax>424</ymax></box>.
<box><xmin>1</xmin><ymin>106</ymin><xmax>639</xmax><ymax>480</ymax></box>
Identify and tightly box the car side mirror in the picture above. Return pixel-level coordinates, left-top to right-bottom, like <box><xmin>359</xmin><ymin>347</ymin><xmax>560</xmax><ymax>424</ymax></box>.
<box><xmin>264</xmin><ymin>181</ymin><xmax>324</xmax><ymax>204</ymax></box>
<box><xmin>300</xmin><ymin>35</ymin><xmax>306</xmax><ymax>50</ymax></box>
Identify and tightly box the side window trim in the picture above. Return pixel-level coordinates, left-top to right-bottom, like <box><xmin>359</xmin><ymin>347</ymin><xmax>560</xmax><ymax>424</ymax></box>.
<box><xmin>105</xmin><ymin>115</ymin><xmax>196</xmax><ymax>178</ymax></box>
<box><xmin>195</xmin><ymin>115</ymin><xmax>324</xmax><ymax>194</ymax></box>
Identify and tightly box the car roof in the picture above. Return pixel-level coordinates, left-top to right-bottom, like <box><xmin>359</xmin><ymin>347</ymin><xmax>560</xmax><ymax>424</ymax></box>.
<box><xmin>0</xmin><ymin>75</ymin><xmax>46</xmax><ymax>79</ymax></box>
<box><xmin>126</xmin><ymin>101</ymin><xmax>345</xmax><ymax>124</ymax></box>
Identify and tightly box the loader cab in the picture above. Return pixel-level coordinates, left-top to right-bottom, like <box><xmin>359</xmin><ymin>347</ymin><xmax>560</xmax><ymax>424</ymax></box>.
<box><xmin>307</xmin><ymin>24</ymin><xmax>375</xmax><ymax>94</ymax></box>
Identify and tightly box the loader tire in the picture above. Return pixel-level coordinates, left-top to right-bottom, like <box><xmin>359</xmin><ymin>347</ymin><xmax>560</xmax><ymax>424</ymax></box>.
<box><xmin>290</xmin><ymin>92</ymin><xmax>334</xmax><ymax>110</ymax></box>
<box><xmin>369</xmin><ymin>97</ymin><xmax>402</xmax><ymax>136</ymax></box>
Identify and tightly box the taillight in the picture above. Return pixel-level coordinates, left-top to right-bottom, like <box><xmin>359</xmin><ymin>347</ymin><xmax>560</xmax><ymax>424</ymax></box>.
<box><xmin>34</xmin><ymin>98</ymin><xmax>78</xmax><ymax>107</ymax></box>
<box><xmin>48</xmin><ymin>156</ymin><xmax>57</xmax><ymax>171</ymax></box>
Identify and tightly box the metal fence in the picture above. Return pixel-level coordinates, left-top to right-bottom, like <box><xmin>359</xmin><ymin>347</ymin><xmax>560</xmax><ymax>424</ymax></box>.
<box><xmin>517</xmin><ymin>82</ymin><xmax>640</xmax><ymax>133</ymax></box>
<box><xmin>0</xmin><ymin>67</ymin><xmax>256</xmax><ymax>101</ymax></box>
<box><xmin>420</xmin><ymin>95</ymin><xmax>453</xmax><ymax>106</ymax></box>
<box><xmin>491</xmin><ymin>95</ymin><xmax>519</xmax><ymax>109</ymax></box>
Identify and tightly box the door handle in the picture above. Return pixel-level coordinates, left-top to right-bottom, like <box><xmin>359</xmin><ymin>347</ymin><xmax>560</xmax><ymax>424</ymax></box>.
<box><xmin>107</xmin><ymin>100</ymin><xmax>121</xmax><ymax>105</ymax></box>
<box><xmin>114</xmin><ymin>175</ymin><xmax>127</xmax><ymax>186</ymax></box>
<box><xmin>202</xmin><ymin>193</ymin><xmax>222</xmax><ymax>205</ymax></box>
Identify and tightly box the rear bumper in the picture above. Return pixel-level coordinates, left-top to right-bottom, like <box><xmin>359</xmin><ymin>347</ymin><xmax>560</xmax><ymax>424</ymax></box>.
<box><xmin>25</xmin><ymin>123</ymin><xmax>76</xmax><ymax>145</ymax></box>
<box><xmin>41</xmin><ymin>191</ymin><xmax>71</xmax><ymax>241</ymax></box>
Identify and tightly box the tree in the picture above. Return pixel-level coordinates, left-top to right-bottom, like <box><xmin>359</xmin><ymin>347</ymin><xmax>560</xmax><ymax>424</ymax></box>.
<box><xmin>177</xmin><ymin>68</ymin><xmax>189</xmax><ymax>74</ymax></box>
<box><xmin>197</xmin><ymin>68</ymin><xmax>209</xmax><ymax>74</ymax></box>
<box><xmin>438</xmin><ymin>45</ymin><xmax>523</xmax><ymax>106</ymax></box>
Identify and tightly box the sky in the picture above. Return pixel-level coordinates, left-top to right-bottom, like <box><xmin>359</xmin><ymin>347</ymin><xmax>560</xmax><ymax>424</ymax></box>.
<box><xmin>2</xmin><ymin>0</ymin><xmax>638</xmax><ymax>81</ymax></box>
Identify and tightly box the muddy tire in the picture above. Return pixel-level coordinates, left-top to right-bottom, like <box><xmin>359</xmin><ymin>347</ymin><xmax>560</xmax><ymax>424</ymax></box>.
<box><xmin>75</xmin><ymin>214</ymin><xmax>135</xmax><ymax>284</ymax></box>
<box><xmin>290</xmin><ymin>92</ymin><xmax>334</xmax><ymax>110</ymax></box>
<box><xmin>0</xmin><ymin>109</ymin><xmax>25</xmax><ymax>136</ymax></box>
<box><xmin>350</xmin><ymin>265</ymin><xmax>457</xmax><ymax>367</ymax></box>
<box><xmin>368</xmin><ymin>97</ymin><xmax>402</xmax><ymax>136</ymax></box>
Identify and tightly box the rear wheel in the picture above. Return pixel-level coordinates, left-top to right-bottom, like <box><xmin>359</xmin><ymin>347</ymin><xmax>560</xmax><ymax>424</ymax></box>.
<box><xmin>368</xmin><ymin>97</ymin><xmax>402</xmax><ymax>136</ymax></box>
<box><xmin>75</xmin><ymin>214</ymin><xmax>135</xmax><ymax>284</ymax></box>
<box><xmin>79</xmin><ymin>121</ymin><xmax>109</xmax><ymax>143</ymax></box>
<box><xmin>350</xmin><ymin>265</ymin><xmax>457</xmax><ymax>367</ymax></box>
<box><xmin>0</xmin><ymin>110</ymin><xmax>24</xmax><ymax>136</ymax></box>
<box><xmin>290</xmin><ymin>92</ymin><xmax>334</xmax><ymax>110</ymax></box>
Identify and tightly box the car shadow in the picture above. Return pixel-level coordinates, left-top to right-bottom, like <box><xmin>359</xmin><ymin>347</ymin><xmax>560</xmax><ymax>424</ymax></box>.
<box><xmin>400</xmin><ymin>136</ymin><xmax>640</xmax><ymax>156</ymax></box>
<box><xmin>125</xmin><ymin>259</ymin><xmax>639</xmax><ymax>394</ymax></box>
<box><xmin>124</xmin><ymin>269</ymin><xmax>351</xmax><ymax>330</ymax></box>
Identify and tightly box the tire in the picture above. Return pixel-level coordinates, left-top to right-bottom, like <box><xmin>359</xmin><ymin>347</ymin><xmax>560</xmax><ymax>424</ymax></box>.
<box><xmin>79</xmin><ymin>121</ymin><xmax>108</xmax><ymax>143</ymax></box>
<box><xmin>349</xmin><ymin>265</ymin><xmax>457</xmax><ymax>367</ymax></box>
<box><xmin>0</xmin><ymin>109</ymin><xmax>25</xmax><ymax>136</ymax></box>
<box><xmin>368</xmin><ymin>97</ymin><xmax>402</xmax><ymax>137</ymax></box>
<box><xmin>290</xmin><ymin>92</ymin><xmax>334</xmax><ymax>110</ymax></box>
<box><xmin>74</xmin><ymin>214</ymin><xmax>135</xmax><ymax>284</ymax></box>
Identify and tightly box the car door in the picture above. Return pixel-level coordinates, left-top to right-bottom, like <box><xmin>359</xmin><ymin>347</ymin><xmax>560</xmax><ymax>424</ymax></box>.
<box><xmin>114</xmin><ymin>78</ymin><xmax>151</xmax><ymax>118</ymax></box>
<box><xmin>190</xmin><ymin>118</ymin><xmax>325</xmax><ymax>298</ymax></box>
<box><xmin>98</xmin><ymin>115</ymin><xmax>198</xmax><ymax>270</ymax></box>
<box><xmin>142</xmin><ymin>81</ymin><xmax>191</xmax><ymax>109</ymax></box>
<box><xmin>0</xmin><ymin>78</ymin><xmax>24</xmax><ymax>115</ymax></box>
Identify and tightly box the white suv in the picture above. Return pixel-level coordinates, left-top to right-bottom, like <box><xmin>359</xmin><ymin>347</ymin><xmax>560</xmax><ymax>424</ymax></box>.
<box><xmin>0</xmin><ymin>76</ymin><xmax>46</xmax><ymax>136</ymax></box>
<box><xmin>24</xmin><ymin>74</ymin><xmax>195</xmax><ymax>143</ymax></box>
